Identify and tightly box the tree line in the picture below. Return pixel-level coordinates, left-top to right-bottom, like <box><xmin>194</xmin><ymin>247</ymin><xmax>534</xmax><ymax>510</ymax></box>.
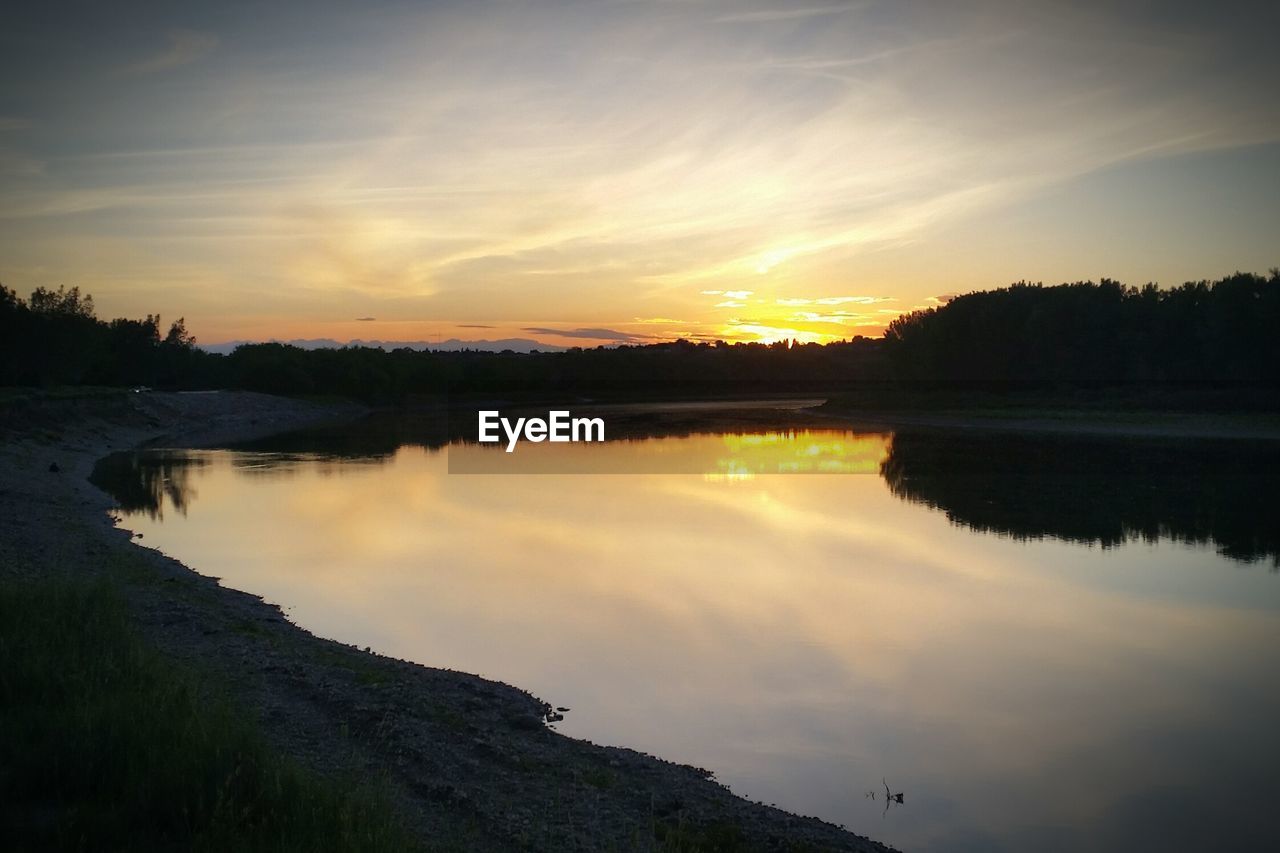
<box><xmin>0</xmin><ymin>283</ymin><xmax>884</xmax><ymax>399</ymax></box>
<box><xmin>884</xmin><ymin>270</ymin><xmax>1280</xmax><ymax>384</ymax></box>
<box><xmin>3</xmin><ymin>271</ymin><xmax>1276</xmax><ymax>403</ymax></box>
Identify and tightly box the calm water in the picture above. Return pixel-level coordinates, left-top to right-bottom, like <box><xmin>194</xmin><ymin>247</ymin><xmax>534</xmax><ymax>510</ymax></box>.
<box><xmin>94</xmin><ymin>418</ymin><xmax>1280</xmax><ymax>852</ymax></box>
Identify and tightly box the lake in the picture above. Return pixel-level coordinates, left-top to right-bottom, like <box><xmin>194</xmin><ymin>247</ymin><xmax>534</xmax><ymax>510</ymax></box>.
<box><xmin>93</xmin><ymin>409</ymin><xmax>1280</xmax><ymax>852</ymax></box>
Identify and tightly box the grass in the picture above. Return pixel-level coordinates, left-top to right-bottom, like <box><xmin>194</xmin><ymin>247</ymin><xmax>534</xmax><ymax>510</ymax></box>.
<box><xmin>0</xmin><ymin>574</ymin><xmax>419</xmax><ymax>852</ymax></box>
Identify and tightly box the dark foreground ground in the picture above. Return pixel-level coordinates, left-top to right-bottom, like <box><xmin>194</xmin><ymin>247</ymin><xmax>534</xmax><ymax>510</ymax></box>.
<box><xmin>0</xmin><ymin>390</ymin><xmax>896</xmax><ymax>852</ymax></box>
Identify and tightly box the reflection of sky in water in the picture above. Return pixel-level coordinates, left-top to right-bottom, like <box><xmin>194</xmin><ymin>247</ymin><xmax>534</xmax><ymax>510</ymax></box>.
<box><xmin>445</xmin><ymin>429</ymin><xmax>890</xmax><ymax>475</ymax></box>
<box><xmin>109</xmin><ymin>433</ymin><xmax>1280</xmax><ymax>853</ymax></box>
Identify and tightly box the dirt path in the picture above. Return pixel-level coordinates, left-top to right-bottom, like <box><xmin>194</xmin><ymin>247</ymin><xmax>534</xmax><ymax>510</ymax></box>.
<box><xmin>0</xmin><ymin>390</ymin><xmax>896</xmax><ymax>852</ymax></box>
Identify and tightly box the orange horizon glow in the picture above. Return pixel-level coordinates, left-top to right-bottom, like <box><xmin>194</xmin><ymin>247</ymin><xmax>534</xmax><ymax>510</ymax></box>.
<box><xmin>2</xmin><ymin>2</ymin><xmax>1277</xmax><ymax>350</ymax></box>
<box><xmin>199</xmin><ymin>313</ymin><xmax>893</xmax><ymax>350</ymax></box>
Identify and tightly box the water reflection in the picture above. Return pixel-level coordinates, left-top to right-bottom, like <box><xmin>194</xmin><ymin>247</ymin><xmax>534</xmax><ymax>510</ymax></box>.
<box><xmin>883</xmin><ymin>431</ymin><xmax>1280</xmax><ymax>567</ymax></box>
<box><xmin>90</xmin><ymin>450</ymin><xmax>208</xmax><ymax>520</ymax></box>
<box><xmin>98</xmin><ymin>425</ymin><xmax>1280</xmax><ymax>565</ymax></box>
<box><xmin>92</xmin><ymin>425</ymin><xmax>1280</xmax><ymax>852</ymax></box>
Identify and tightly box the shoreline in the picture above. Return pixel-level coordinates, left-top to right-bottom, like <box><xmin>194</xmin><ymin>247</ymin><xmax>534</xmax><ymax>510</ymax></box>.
<box><xmin>0</xmin><ymin>390</ymin><xmax>896</xmax><ymax>852</ymax></box>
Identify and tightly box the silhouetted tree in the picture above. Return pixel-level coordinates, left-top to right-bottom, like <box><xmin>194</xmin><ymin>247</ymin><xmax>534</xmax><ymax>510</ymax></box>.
<box><xmin>28</xmin><ymin>285</ymin><xmax>95</xmax><ymax>318</ymax></box>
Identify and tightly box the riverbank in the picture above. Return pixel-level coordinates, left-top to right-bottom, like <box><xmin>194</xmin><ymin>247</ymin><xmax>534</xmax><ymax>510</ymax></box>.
<box><xmin>0</xmin><ymin>390</ymin><xmax>895</xmax><ymax>852</ymax></box>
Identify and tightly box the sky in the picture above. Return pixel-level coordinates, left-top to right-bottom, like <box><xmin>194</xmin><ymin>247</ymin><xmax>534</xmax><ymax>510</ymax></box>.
<box><xmin>2</xmin><ymin>0</ymin><xmax>1278</xmax><ymax>348</ymax></box>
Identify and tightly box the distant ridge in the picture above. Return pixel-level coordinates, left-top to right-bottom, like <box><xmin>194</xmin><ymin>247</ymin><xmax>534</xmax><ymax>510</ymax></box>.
<box><xmin>200</xmin><ymin>337</ymin><xmax>568</xmax><ymax>355</ymax></box>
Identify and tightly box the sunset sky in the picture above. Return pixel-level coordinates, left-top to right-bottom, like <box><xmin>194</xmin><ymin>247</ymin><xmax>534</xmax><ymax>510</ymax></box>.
<box><xmin>2</xmin><ymin>0</ymin><xmax>1277</xmax><ymax>348</ymax></box>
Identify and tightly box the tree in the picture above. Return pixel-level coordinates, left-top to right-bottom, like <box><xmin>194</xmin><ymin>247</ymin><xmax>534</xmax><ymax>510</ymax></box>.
<box><xmin>28</xmin><ymin>285</ymin><xmax>95</xmax><ymax>318</ymax></box>
<box><xmin>165</xmin><ymin>316</ymin><xmax>197</xmax><ymax>349</ymax></box>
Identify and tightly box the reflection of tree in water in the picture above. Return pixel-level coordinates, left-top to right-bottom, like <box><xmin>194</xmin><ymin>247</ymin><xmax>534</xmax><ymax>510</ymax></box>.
<box><xmin>230</xmin><ymin>411</ymin><xmax>453</xmax><ymax>459</ymax></box>
<box><xmin>881</xmin><ymin>431</ymin><xmax>1280</xmax><ymax>567</ymax></box>
<box><xmin>90</xmin><ymin>451</ymin><xmax>208</xmax><ymax>520</ymax></box>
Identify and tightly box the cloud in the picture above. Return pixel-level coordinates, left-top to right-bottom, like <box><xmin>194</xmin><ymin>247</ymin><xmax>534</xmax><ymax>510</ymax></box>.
<box><xmin>776</xmin><ymin>296</ymin><xmax>890</xmax><ymax>306</ymax></box>
<box><xmin>521</xmin><ymin>326</ymin><xmax>656</xmax><ymax>343</ymax></box>
<box><xmin>457</xmin><ymin>323</ymin><xmax>495</xmax><ymax>329</ymax></box>
<box><xmin>0</xmin><ymin>149</ymin><xmax>45</xmax><ymax>178</ymax></box>
<box><xmin>789</xmin><ymin>310</ymin><xmax>872</xmax><ymax>323</ymax></box>
<box><xmin>814</xmin><ymin>296</ymin><xmax>893</xmax><ymax>305</ymax></box>
<box><xmin>126</xmin><ymin>29</ymin><xmax>218</xmax><ymax>75</ymax></box>
<box><xmin>715</xmin><ymin>5</ymin><xmax>860</xmax><ymax>25</ymax></box>
<box><xmin>355</xmin><ymin>316</ymin><xmax>376</xmax><ymax>321</ymax></box>
<box><xmin>715</xmin><ymin>300</ymin><xmax>747</xmax><ymax>308</ymax></box>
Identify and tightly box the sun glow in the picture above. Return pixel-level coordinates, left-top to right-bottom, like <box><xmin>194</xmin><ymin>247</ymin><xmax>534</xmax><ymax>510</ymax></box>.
<box><xmin>724</xmin><ymin>324</ymin><xmax>843</xmax><ymax>345</ymax></box>
<box><xmin>755</xmin><ymin>248</ymin><xmax>797</xmax><ymax>275</ymax></box>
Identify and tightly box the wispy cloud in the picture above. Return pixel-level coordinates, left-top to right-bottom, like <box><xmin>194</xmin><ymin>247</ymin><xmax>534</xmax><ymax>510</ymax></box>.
<box><xmin>522</xmin><ymin>327</ymin><xmax>656</xmax><ymax>343</ymax></box>
<box><xmin>126</xmin><ymin>29</ymin><xmax>218</xmax><ymax>75</ymax></box>
<box><xmin>776</xmin><ymin>295</ymin><xmax>891</xmax><ymax>306</ymax></box>
<box><xmin>0</xmin><ymin>149</ymin><xmax>45</xmax><ymax>178</ymax></box>
<box><xmin>715</xmin><ymin>4</ymin><xmax>860</xmax><ymax>25</ymax></box>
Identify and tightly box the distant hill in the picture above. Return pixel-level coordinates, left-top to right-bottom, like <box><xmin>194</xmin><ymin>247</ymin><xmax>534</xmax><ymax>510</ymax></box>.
<box><xmin>200</xmin><ymin>337</ymin><xmax>567</xmax><ymax>355</ymax></box>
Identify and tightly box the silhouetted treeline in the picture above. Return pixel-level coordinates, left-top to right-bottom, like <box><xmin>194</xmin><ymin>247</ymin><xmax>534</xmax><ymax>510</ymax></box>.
<box><xmin>885</xmin><ymin>271</ymin><xmax>1280</xmax><ymax>383</ymax></box>
<box><xmin>219</xmin><ymin>337</ymin><xmax>886</xmax><ymax>400</ymax></box>
<box><xmin>882</xmin><ymin>430</ymin><xmax>1280</xmax><ymax>566</ymax></box>
<box><xmin>5</xmin><ymin>271</ymin><xmax>1278</xmax><ymax>402</ymax></box>
<box><xmin>0</xmin><ymin>283</ymin><xmax>885</xmax><ymax>399</ymax></box>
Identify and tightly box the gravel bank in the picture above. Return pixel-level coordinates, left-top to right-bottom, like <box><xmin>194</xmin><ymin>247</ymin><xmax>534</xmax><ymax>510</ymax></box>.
<box><xmin>0</xmin><ymin>390</ymin><xmax>896</xmax><ymax>852</ymax></box>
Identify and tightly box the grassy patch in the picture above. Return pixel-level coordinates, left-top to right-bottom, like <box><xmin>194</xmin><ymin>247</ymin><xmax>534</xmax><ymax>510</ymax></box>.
<box><xmin>308</xmin><ymin>644</ymin><xmax>389</xmax><ymax>687</ymax></box>
<box><xmin>652</xmin><ymin>818</ymin><xmax>747</xmax><ymax>852</ymax></box>
<box><xmin>0</xmin><ymin>575</ymin><xmax>418</xmax><ymax>852</ymax></box>
<box><xmin>582</xmin><ymin>766</ymin><xmax>617</xmax><ymax>790</ymax></box>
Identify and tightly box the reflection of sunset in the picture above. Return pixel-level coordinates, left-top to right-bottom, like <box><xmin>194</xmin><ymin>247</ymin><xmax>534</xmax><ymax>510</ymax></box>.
<box><xmin>445</xmin><ymin>429</ymin><xmax>892</xmax><ymax>475</ymax></box>
<box><xmin>711</xmin><ymin>431</ymin><xmax>890</xmax><ymax>479</ymax></box>
<box><xmin>112</xmin><ymin>436</ymin><xmax>1280</xmax><ymax>852</ymax></box>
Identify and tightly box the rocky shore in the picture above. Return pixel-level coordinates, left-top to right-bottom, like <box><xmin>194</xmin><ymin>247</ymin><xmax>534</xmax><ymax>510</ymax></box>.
<box><xmin>0</xmin><ymin>390</ymin><xmax>896</xmax><ymax>852</ymax></box>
